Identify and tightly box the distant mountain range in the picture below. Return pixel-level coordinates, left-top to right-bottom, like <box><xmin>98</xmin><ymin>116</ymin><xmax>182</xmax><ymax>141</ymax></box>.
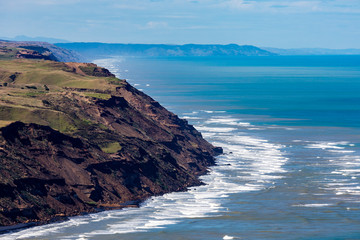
<box><xmin>55</xmin><ymin>43</ymin><xmax>274</xmax><ymax>60</ymax></box>
<box><xmin>263</xmin><ymin>47</ymin><xmax>360</xmax><ymax>55</ymax></box>
<box><xmin>2</xmin><ymin>36</ymin><xmax>360</xmax><ymax>57</ymax></box>
<box><xmin>56</xmin><ymin>43</ymin><xmax>360</xmax><ymax>60</ymax></box>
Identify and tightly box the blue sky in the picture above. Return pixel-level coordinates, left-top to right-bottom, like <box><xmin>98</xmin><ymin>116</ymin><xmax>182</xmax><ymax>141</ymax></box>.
<box><xmin>1</xmin><ymin>0</ymin><xmax>359</xmax><ymax>48</ymax></box>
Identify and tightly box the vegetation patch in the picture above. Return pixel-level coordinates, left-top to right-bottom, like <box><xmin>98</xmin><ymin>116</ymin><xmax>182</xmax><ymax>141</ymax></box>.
<box><xmin>106</xmin><ymin>77</ymin><xmax>125</xmax><ymax>86</ymax></box>
<box><xmin>0</xmin><ymin>59</ymin><xmax>122</xmax><ymax>91</ymax></box>
<box><xmin>78</xmin><ymin>66</ymin><xmax>97</xmax><ymax>75</ymax></box>
<box><xmin>0</xmin><ymin>120</ymin><xmax>15</xmax><ymax>128</ymax></box>
<box><xmin>0</xmin><ymin>47</ymin><xmax>17</xmax><ymax>60</ymax></box>
<box><xmin>78</xmin><ymin>65</ymin><xmax>114</xmax><ymax>77</ymax></box>
<box><xmin>22</xmin><ymin>91</ymin><xmax>46</xmax><ymax>98</ymax></box>
<box><xmin>86</xmin><ymin>201</ymin><xmax>97</xmax><ymax>206</ymax></box>
<box><xmin>0</xmin><ymin>105</ymin><xmax>77</xmax><ymax>133</ymax></box>
<box><xmin>99</xmin><ymin>142</ymin><xmax>122</xmax><ymax>154</ymax></box>
<box><xmin>83</xmin><ymin>92</ymin><xmax>111</xmax><ymax>100</ymax></box>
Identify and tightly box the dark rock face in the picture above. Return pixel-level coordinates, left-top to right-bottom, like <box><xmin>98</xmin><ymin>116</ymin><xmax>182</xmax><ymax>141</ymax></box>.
<box><xmin>16</xmin><ymin>46</ymin><xmax>58</xmax><ymax>61</ymax></box>
<box><xmin>0</xmin><ymin>81</ymin><xmax>220</xmax><ymax>227</ymax></box>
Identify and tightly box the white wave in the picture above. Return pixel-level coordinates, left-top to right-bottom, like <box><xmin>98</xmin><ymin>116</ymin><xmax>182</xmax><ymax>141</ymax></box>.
<box><xmin>328</xmin><ymin>150</ymin><xmax>355</xmax><ymax>153</ymax></box>
<box><xmin>248</xmin><ymin>127</ymin><xmax>266</xmax><ymax>130</ymax></box>
<box><xmin>2</xmin><ymin>113</ymin><xmax>288</xmax><ymax>239</ymax></box>
<box><xmin>195</xmin><ymin>126</ymin><xmax>237</xmax><ymax>133</ymax></box>
<box><xmin>223</xmin><ymin>235</ymin><xmax>235</xmax><ymax>239</ymax></box>
<box><xmin>183</xmin><ymin>111</ymin><xmax>199</xmax><ymax>115</ymax></box>
<box><xmin>204</xmin><ymin>117</ymin><xmax>252</xmax><ymax>127</ymax></box>
<box><xmin>292</xmin><ymin>203</ymin><xmax>333</xmax><ymax>207</ymax></box>
<box><xmin>182</xmin><ymin>116</ymin><xmax>202</xmax><ymax>120</ymax></box>
<box><xmin>1</xmin><ymin>216</ymin><xmax>92</xmax><ymax>240</ymax></box>
<box><xmin>201</xmin><ymin>110</ymin><xmax>226</xmax><ymax>114</ymax></box>
<box><xmin>305</xmin><ymin>141</ymin><xmax>350</xmax><ymax>150</ymax></box>
<box><xmin>304</xmin><ymin>140</ymin><xmax>360</xmax><ymax>200</ymax></box>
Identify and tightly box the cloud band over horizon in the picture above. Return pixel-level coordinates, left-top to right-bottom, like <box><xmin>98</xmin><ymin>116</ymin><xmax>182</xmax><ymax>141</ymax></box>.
<box><xmin>1</xmin><ymin>0</ymin><xmax>359</xmax><ymax>48</ymax></box>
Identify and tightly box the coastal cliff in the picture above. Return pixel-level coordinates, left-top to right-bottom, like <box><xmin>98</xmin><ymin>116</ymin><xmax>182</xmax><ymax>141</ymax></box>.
<box><xmin>0</xmin><ymin>43</ymin><xmax>221</xmax><ymax>228</ymax></box>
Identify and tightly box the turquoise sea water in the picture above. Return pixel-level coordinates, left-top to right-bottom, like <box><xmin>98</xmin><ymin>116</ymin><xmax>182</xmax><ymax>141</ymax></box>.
<box><xmin>3</xmin><ymin>55</ymin><xmax>360</xmax><ymax>240</ymax></box>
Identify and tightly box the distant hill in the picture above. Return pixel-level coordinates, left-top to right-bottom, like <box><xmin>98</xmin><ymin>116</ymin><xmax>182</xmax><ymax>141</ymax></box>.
<box><xmin>0</xmin><ymin>40</ymin><xmax>83</xmax><ymax>62</ymax></box>
<box><xmin>56</xmin><ymin>43</ymin><xmax>275</xmax><ymax>60</ymax></box>
<box><xmin>264</xmin><ymin>47</ymin><xmax>360</xmax><ymax>55</ymax></box>
<box><xmin>0</xmin><ymin>35</ymin><xmax>70</xmax><ymax>44</ymax></box>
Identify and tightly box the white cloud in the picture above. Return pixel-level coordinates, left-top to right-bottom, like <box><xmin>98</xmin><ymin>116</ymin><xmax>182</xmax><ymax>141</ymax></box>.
<box><xmin>144</xmin><ymin>21</ymin><xmax>169</xmax><ymax>29</ymax></box>
<box><xmin>219</xmin><ymin>0</ymin><xmax>360</xmax><ymax>13</ymax></box>
<box><xmin>220</xmin><ymin>0</ymin><xmax>318</xmax><ymax>12</ymax></box>
<box><xmin>1</xmin><ymin>0</ymin><xmax>84</xmax><ymax>9</ymax></box>
<box><xmin>112</xmin><ymin>4</ymin><xmax>146</xmax><ymax>10</ymax></box>
<box><xmin>159</xmin><ymin>15</ymin><xmax>197</xmax><ymax>19</ymax></box>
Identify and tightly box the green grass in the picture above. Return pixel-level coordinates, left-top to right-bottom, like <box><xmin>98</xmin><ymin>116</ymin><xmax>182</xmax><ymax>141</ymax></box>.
<box><xmin>78</xmin><ymin>66</ymin><xmax>96</xmax><ymax>75</ymax></box>
<box><xmin>0</xmin><ymin>89</ymin><xmax>46</xmax><ymax>108</ymax></box>
<box><xmin>0</xmin><ymin>58</ymin><xmax>125</xmax><ymax>133</ymax></box>
<box><xmin>22</xmin><ymin>91</ymin><xmax>47</xmax><ymax>97</ymax></box>
<box><xmin>0</xmin><ymin>105</ymin><xmax>78</xmax><ymax>133</ymax></box>
<box><xmin>106</xmin><ymin>77</ymin><xmax>125</xmax><ymax>86</ymax></box>
<box><xmin>0</xmin><ymin>120</ymin><xmax>15</xmax><ymax>128</ymax></box>
<box><xmin>83</xmin><ymin>92</ymin><xmax>111</xmax><ymax>100</ymax></box>
<box><xmin>0</xmin><ymin>47</ymin><xmax>18</xmax><ymax>60</ymax></box>
<box><xmin>0</xmin><ymin>59</ymin><xmax>124</xmax><ymax>91</ymax></box>
<box><xmin>100</xmin><ymin>142</ymin><xmax>122</xmax><ymax>154</ymax></box>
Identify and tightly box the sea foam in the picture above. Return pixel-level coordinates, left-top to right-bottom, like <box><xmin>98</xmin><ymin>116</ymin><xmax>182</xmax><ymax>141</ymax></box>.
<box><xmin>2</xmin><ymin>112</ymin><xmax>289</xmax><ymax>239</ymax></box>
<box><xmin>304</xmin><ymin>141</ymin><xmax>360</xmax><ymax>199</ymax></box>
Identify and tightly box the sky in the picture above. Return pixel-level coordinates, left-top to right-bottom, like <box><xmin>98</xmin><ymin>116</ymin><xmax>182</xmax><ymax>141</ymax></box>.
<box><xmin>1</xmin><ymin>0</ymin><xmax>360</xmax><ymax>48</ymax></box>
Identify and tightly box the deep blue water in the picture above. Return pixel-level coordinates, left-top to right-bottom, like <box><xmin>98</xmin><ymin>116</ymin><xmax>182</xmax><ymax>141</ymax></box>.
<box><xmin>105</xmin><ymin>55</ymin><xmax>360</xmax><ymax>128</ymax></box>
<box><xmin>3</xmin><ymin>55</ymin><xmax>360</xmax><ymax>240</ymax></box>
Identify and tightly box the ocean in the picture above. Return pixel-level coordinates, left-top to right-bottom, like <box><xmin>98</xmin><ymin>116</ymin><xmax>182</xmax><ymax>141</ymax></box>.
<box><xmin>3</xmin><ymin>55</ymin><xmax>360</xmax><ymax>240</ymax></box>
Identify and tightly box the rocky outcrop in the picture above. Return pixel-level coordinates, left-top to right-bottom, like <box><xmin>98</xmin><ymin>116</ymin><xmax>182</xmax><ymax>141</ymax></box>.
<box><xmin>65</xmin><ymin>62</ymin><xmax>115</xmax><ymax>77</ymax></box>
<box><xmin>16</xmin><ymin>48</ymin><xmax>57</xmax><ymax>61</ymax></box>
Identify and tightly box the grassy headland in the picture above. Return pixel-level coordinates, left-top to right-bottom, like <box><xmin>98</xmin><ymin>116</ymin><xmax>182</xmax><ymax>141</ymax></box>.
<box><xmin>0</xmin><ymin>43</ymin><xmax>221</xmax><ymax>229</ymax></box>
<box><xmin>0</xmin><ymin>45</ymin><xmax>123</xmax><ymax>131</ymax></box>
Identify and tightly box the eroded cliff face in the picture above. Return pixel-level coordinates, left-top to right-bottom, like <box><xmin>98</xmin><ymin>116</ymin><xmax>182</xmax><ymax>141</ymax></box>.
<box><xmin>0</xmin><ymin>77</ymin><xmax>222</xmax><ymax>227</ymax></box>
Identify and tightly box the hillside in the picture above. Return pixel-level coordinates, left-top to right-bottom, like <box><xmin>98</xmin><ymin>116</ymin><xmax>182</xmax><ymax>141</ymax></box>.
<box><xmin>0</xmin><ymin>41</ymin><xmax>82</xmax><ymax>62</ymax></box>
<box><xmin>0</xmin><ymin>44</ymin><xmax>221</xmax><ymax>229</ymax></box>
<box><xmin>56</xmin><ymin>43</ymin><xmax>275</xmax><ymax>60</ymax></box>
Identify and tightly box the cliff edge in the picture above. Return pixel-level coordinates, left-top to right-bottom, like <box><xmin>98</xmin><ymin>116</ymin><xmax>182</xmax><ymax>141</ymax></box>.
<box><xmin>0</xmin><ymin>43</ymin><xmax>222</xmax><ymax>228</ymax></box>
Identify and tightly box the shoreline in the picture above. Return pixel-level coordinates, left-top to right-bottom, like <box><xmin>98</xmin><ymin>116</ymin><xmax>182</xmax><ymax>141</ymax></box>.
<box><xmin>0</xmin><ymin>179</ymin><xmax>216</xmax><ymax>235</ymax></box>
<box><xmin>0</xmin><ymin>200</ymin><xmax>142</xmax><ymax>235</ymax></box>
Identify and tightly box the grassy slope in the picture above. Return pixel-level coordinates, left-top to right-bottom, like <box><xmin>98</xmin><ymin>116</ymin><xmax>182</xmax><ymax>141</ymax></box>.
<box><xmin>0</xmin><ymin>49</ymin><xmax>124</xmax><ymax>131</ymax></box>
<box><xmin>0</xmin><ymin>60</ymin><xmax>120</xmax><ymax>90</ymax></box>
